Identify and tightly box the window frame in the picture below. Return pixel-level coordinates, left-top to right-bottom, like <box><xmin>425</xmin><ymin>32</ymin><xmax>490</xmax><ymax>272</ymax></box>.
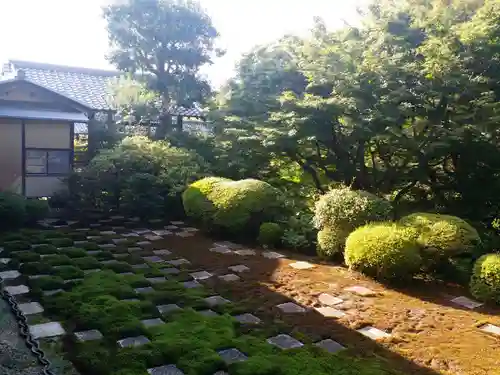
<box><xmin>25</xmin><ymin>148</ymin><xmax>72</xmax><ymax>176</ymax></box>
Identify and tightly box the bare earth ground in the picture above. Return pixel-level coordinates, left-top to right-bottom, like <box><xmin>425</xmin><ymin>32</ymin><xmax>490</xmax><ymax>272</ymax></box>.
<box><xmin>164</xmin><ymin>232</ymin><xmax>500</xmax><ymax>375</ymax></box>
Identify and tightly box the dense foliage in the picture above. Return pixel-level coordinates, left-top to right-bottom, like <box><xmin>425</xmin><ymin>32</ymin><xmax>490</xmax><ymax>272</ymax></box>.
<box><xmin>257</xmin><ymin>222</ymin><xmax>283</xmax><ymax>247</ymax></box>
<box><xmin>0</xmin><ymin>192</ymin><xmax>49</xmax><ymax>229</ymax></box>
<box><xmin>470</xmin><ymin>253</ymin><xmax>500</xmax><ymax>304</ymax></box>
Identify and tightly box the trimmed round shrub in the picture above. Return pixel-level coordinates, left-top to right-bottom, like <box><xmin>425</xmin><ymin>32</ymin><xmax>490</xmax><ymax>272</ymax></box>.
<box><xmin>345</xmin><ymin>223</ymin><xmax>422</xmax><ymax>280</ymax></box>
<box><xmin>0</xmin><ymin>191</ymin><xmax>27</xmax><ymax>228</ymax></box>
<box><xmin>317</xmin><ymin>226</ymin><xmax>349</xmax><ymax>259</ymax></box>
<box><xmin>400</xmin><ymin>213</ymin><xmax>480</xmax><ymax>260</ymax></box>
<box><xmin>470</xmin><ymin>254</ymin><xmax>500</xmax><ymax>304</ymax></box>
<box><xmin>183</xmin><ymin>177</ymin><xmax>285</xmax><ymax>237</ymax></box>
<box><xmin>258</xmin><ymin>222</ymin><xmax>283</xmax><ymax>247</ymax></box>
<box><xmin>313</xmin><ymin>187</ymin><xmax>392</xmax><ymax>231</ymax></box>
<box><xmin>25</xmin><ymin>199</ymin><xmax>50</xmax><ymax>223</ymax></box>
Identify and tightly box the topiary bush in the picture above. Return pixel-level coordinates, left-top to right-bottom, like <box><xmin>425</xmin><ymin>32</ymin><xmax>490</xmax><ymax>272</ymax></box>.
<box><xmin>316</xmin><ymin>226</ymin><xmax>349</xmax><ymax>259</ymax></box>
<box><xmin>0</xmin><ymin>191</ymin><xmax>27</xmax><ymax>228</ymax></box>
<box><xmin>470</xmin><ymin>253</ymin><xmax>500</xmax><ymax>304</ymax></box>
<box><xmin>183</xmin><ymin>177</ymin><xmax>286</xmax><ymax>238</ymax></box>
<box><xmin>258</xmin><ymin>222</ymin><xmax>283</xmax><ymax>247</ymax></box>
<box><xmin>344</xmin><ymin>223</ymin><xmax>422</xmax><ymax>280</ymax></box>
<box><xmin>25</xmin><ymin>199</ymin><xmax>50</xmax><ymax>223</ymax></box>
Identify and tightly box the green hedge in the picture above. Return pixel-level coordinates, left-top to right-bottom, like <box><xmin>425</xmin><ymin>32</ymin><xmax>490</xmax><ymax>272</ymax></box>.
<box><xmin>316</xmin><ymin>226</ymin><xmax>349</xmax><ymax>259</ymax></box>
<box><xmin>258</xmin><ymin>222</ymin><xmax>283</xmax><ymax>247</ymax></box>
<box><xmin>470</xmin><ymin>253</ymin><xmax>500</xmax><ymax>304</ymax></box>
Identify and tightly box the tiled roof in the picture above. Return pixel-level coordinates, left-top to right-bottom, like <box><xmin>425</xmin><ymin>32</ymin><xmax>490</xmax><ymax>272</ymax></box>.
<box><xmin>2</xmin><ymin>60</ymin><xmax>204</xmax><ymax>116</ymax></box>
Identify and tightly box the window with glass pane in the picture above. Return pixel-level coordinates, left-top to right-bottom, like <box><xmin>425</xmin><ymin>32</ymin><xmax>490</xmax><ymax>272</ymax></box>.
<box><xmin>25</xmin><ymin>150</ymin><xmax>71</xmax><ymax>175</ymax></box>
<box><xmin>26</xmin><ymin>150</ymin><xmax>47</xmax><ymax>174</ymax></box>
<box><xmin>48</xmin><ymin>151</ymin><xmax>70</xmax><ymax>174</ymax></box>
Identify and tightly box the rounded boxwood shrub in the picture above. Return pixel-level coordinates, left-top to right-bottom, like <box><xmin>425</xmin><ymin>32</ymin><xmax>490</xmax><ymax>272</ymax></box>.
<box><xmin>400</xmin><ymin>213</ymin><xmax>480</xmax><ymax>262</ymax></box>
<box><xmin>183</xmin><ymin>177</ymin><xmax>285</xmax><ymax>237</ymax></box>
<box><xmin>258</xmin><ymin>222</ymin><xmax>283</xmax><ymax>247</ymax></box>
<box><xmin>0</xmin><ymin>191</ymin><xmax>26</xmax><ymax>228</ymax></box>
<box><xmin>25</xmin><ymin>199</ymin><xmax>50</xmax><ymax>223</ymax></box>
<box><xmin>33</xmin><ymin>244</ymin><xmax>59</xmax><ymax>255</ymax></box>
<box><xmin>12</xmin><ymin>251</ymin><xmax>41</xmax><ymax>263</ymax></box>
<box><xmin>316</xmin><ymin>226</ymin><xmax>349</xmax><ymax>259</ymax></box>
<box><xmin>49</xmin><ymin>238</ymin><xmax>74</xmax><ymax>248</ymax></box>
<box><xmin>470</xmin><ymin>253</ymin><xmax>500</xmax><ymax>304</ymax></box>
<box><xmin>345</xmin><ymin>223</ymin><xmax>421</xmax><ymax>280</ymax></box>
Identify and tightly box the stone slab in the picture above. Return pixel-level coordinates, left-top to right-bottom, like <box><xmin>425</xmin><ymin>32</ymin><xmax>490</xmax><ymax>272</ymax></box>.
<box><xmin>122</xmin><ymin>232</ymin><xmax>140</xmax><ymax>237</ymax></box>
<box><xmin>86</xmin><ymin>250</ymin><xmax>101</xmax><ymax>255</ymax></box>
<box><xmin>176</xmin><ymin>232</ymin><xmax>194</xmax><ymax>237</ymax></box>
<box><xmin>101</xmin><ymin>259</ymin><xmax>120</xmax><ymax>265</ymax></box>
<box><xmin>214</xmin><ymin>241</ymin><xmax>242</xmax><ymax>249</ymax></box>
<box><xmin>137</xmin><ymin>241</ymin><xmax>152</xmax><ymax>247</ymax></box>
<box><xmin>357</xmin><ymin>326</ymin><xmax>390</xmax><ymax>340</ymax></box>
<box><xmin>210</xmin><ymin>246</ymin><xmax>232</xmax><ymax>254</ymax></box>
<box><xmin>135</xmin><ymin>287</ymin><xmax>155</xmax><ymax>294</ymax></box>
<box><xmin>262</xmin><ymin>251</ymin><xmax>285</xmax><ymax>259</ymax></box>
<box><xmin>99</xmin><ymin>244</ymin><xmax>117</xmax><ymax>249</ymax></box>
<box><xmin>290</xmin><ymin>261</ymin><xmax>315</xmax><ymax>269</ymax></box>
<box><xmin>218</xmin><ymin>348</ymin><xmax>248</xmax><ymax>364</ymax></box>
<box><xmin>117</xmin><ymin>335</ymin><xmax>150</xmax><ymax>348</ymax></box>
<box><xmin>218</xmin><ymin>274</ymin><xmax>240</xmax><ymax>282</ymax></box>
<box><xmin>144</xmin><ymin>235</ymin><xmax>163</xmax><ymax>241</ymax></box>
<box><xmin>277</xmin><ymin>302</ymin><xmax>306</xmax><ymax>313</ymax></box>
<box><xmin>112</xmin><ymin>238</ymin><xmax>129</xmax><ymax>244</ymax></box>
<box><xmin>198</xmin><ymin>309</ymin><xmax>218</xmax><ymax>317</ymax></box>
<box><xmin>171</xmin><ymin>221</ymin><xmax>185</xmax><ymax>225</ymax></box>
<box><xmin>87</xmin><ymin>236</ymin><xmax>101</xmax><ymax>240</ymax></box>
<box><xmin>479</xmin><ymin>323</ymin><xmax>500</xmax><ymax>336</ymax></box>
<box><xmin>74</xmin><ymin>240</ymin><xmax>88</xmax><ymax>245</ymax></box>
<box><xmin>147</xmin><ymin>277</ymin><xmax>166</xmax><ymax>284</ymax></box>
<box><xmin>451</xmin><ymin>296</ymin><xmax>484</xmax><ymax>309</ymax></box>
<box><xmin>141</xmin><ymin>318</ymin><xmax>165</xmax><ymax>327</ymax></box>
<box><xmin>119</xmin><ymin>272</ymin><xmax>134</xmax><ymax>276</ymax></box>
<box><xmin>234</xmin><ymin>313</ymin><xmax>261</xmax><ymax>324</ymax></box>
<box><xmin>165</xmin><ymin>225</ymin><xmax>179</xmax><ymax>230</ymax></box>
<box><xmin>148</xmin><ymin>365</ymin><xmax>184</xmax><ymax>375</ymax></box>
<box><xmin>344</xmin><ymin>286</ymin><xmax>377</xmax><ymax>297</ymax></box>
<box><xmin>143</xmin><ymin>256</ymin><xmax>165</xmax><ymax>263</ymax></box>
<box><xmin>113</xmin><ymin>253</ymin><xmax>129</xmax><ymax>259</ymax></box>
<box><xmin>160</xmin><ymin>267</ymin><xmax>180</xmax><ymax>275</ymax></box>
<box><xmin>314</xmin><ymin>339</ymin><xmax>345</xmax><ymax>353</ymax></box>
<box><xmin>5</xmin><ymin>285</ymin><xmax>29</xmax><ymax>295</ymax></box>
<box><xmin>128</xmin><ymin>247</ymin><xmax>142</xmax><ymax>252</ymax></box>
<box><xmin>0</xmin><ymin>270</ymin><xmax>21</xmax><ymax>280</ymax></box>
<box><xmin>157</xmin><ymin>304</ymin><xmax>182</xmax><ymax>314</ymax></box>
<box><xmin>43</xmin><ymin>289</ymin><xmax>63</xmax><ymax>296</ymax></box>
<box><xmin>74</xmin><ymin>329</ymin><xmax>103</xmax><ymax>342</ymax></box>
<box><xmin>153</xmin><ymin>249</ymin><xmax>172</xmax><ymax>256</ymax></box>
<box><xmin>190</xmin><ymin>271</ymin><xmax>213</xmax><ymax>280</ymax></box>
<box><xmin>29</xmin><ymin>322</ymin><xmax>65</xmax><ymax>339</ymax></box>
<box><xmin>153</xmin><ymin>230</ymin><xmax>173</xmax><ymax>236</ymax></box>
<box><xmin>234</xmin><ymin>249</ymin><xmax>256</xmax><ymax>256</ymax></box>
<box><xmin>267</xmin><ymin>334</ymin><xmax>304</xmax><ymax>349</ymax></box>
<box><xmin>183</xmin><ymin>280</ymin><xmax>202</xmax><ymax>289</ymax></box>
<box><xmin>167</xmin><ymin>258</ymin><xmax>190</xmax><ymax>266</ymax></box>
<box><xmin>0</xmin><ymin>258</ymin><xmax>10</xmax><ymax>266</ymax></box>
<box><xmin>83</xmin><ymin>269</ymin><xmax>101</xmax><ymax>274</ymax></box>
<box><xmin>18</xmin><ymin>302</ymin><xmax>44</xmax><ymax>315</ymax></box>
<box><xmin>315</xmin><ymin>307</ymin><xmax>346</xmax><ymax>318</ymax></box>
<box><xmin>205</xmin><ymin>295</ymin><xmax>230</xmax><ymax>307</ymax></box>
<box><xmin>100</xmin><ymin>231</ymin><xmax>117</xmax><ymax>235</ymax></box>
<box><xmin>132</xmin><ymin>264</ymin><xmax>149</xmax><ymax>269</ymax></box>
<box><xmin>133</xmin><ymin>229</ymin><xmax>151</xmax><ymax>234</ymax></box>
<box><xmin>318</xmin><ymin>293</ymin><xmax>343</xmax><ymax>306</ymax></box>
<box><xmin>184</xmin><ymin>227</ymin><xmax>199</xmax><ymax>232</ymax></box>
<box><xmin>228</xmin><ymin>265</ymin><xmax>250</xmax><ymax>273</ymax></box>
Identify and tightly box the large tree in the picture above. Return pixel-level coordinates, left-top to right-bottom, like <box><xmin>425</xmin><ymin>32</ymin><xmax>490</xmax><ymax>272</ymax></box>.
<box><xmin>103</xmin><ymin>0</ymin><xmax>220</xmax><ymax>137</ymax></box>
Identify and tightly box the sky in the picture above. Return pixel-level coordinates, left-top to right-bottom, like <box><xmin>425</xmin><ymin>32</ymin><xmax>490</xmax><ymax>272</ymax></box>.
<box><xmin>0</xmin><ymin>0</ymin><xmax>365</xmax><ymax>88</ymax></box>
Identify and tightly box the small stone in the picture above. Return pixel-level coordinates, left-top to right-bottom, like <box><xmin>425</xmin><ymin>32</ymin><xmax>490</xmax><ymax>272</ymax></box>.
<box><xmin>234</xmin><ymin>313</ymin><xmax>261</xmax><ymax>324</ymax></box>
<box><xmin>277</xmin><ymin>302</ymin><xmax>306</xmax><ymax>313</ymax></box>
<box><xmin>160</xmin><ymin>267</ymin><xmax>180</xmax><ymax>275</ymax></box>
<box><xmin>143</xmin><ymin>256</ymin><xmax>164</xmax><ymax>263</ymax></box>
<box><xmin>147</xmin><ymin>365</ymin><xmax>184</xmax><ymax>375</ymax></box>
<box><xmin>205</xmin><ymin>295</ymin><xmax>230</xmax><ymax>307</ymax></box>
<box><xmin>314</xmin><ymin>339</ymin><xmax>345</xmax><ymax>353</ymax></box>
<box><xmin>157</xmin><ymin>304</ymin><xmax>182</xmax><ymax>314</ymax></box>
<box><xmin>0</xmin><ymin>258</ymin><xmax>11</xmax><ymax>264</ymax></box>
<box><xmin>228</xmin><ymin>265</ymin><xmax>249</xmax><ymax>273</ymax></box>
<box><xmin>210</xmin><ymin>246</ymin><xmax>232</xmax><ymax>254</ymax></box>
<box><xmin>318</xmin><ymin>293</ymin><xmax>343</xmax><ymax>306</ymax></box>
<box><xmin>100</xmin><ymin>231</ymin><xmax>116</xmax><ymax>235</ymax></box>
<box><xmin>184</xmin><ymin>227</ymin><xmax>199</xmax><ymax>232</ymax></box>
<box><xmin>99</xmin><ymin>243</ymin><xmax>117</xmax><ymax>249</ymax></box>
<box><xmin>112</xmin><ymin>238</ymin><xmax>129</xmax><ymax>244</ymax></box>
<box><xmin>83</xmin><ymin>269</ymin><xmax>101</xmax><ymax>274</ymax></box>
<box><xmin>122</xmin><ymin>232</ymin><xmax>140</xmax><ymax>237</ymax></box>
<box><xmin>135</xmin><ymin>287</ymin><xmax>155</xmax><ymax>294</ymax></box>
<box><xmin>190</xmin><ymin>271</ymin><xmax>213</xmax><ymax>280</ymax></box>
<box><xmin>315</xmin><ymin>307</ymin><xmax>346</xmax><ymax>318</ymax></box>
<box><xmin>479</xmin><ymin>323</ymin><xmax>500</xmax><ymax>336</ymax></box>
<box><xmin>29</xmin><ymin>322</ymin><xmax>65</xmax><ymax>339</ymax></box>
<box><xmin>144</xmin><ymin>234</ymin><xmax>163</xmax><ymax>241</ymax></box>
<box><xmin>183</xmin><ymin>280</ymin><xmax>202</xmax><ymax>289</ymax></box>
<box><xmin>18</xmin><ymin>302</ymin><xmax>44</xmax><ymax>315</ymax></box>
<box><xmin>451</xmin><ymin>296</ymin><xmax>483</xmax><ymax>309</ymax></box>
<box><xmin>101</xmin><ymin>259</ymin><xmax>120</xmax><ymax>265</ymax></box>
<box><xmin>128</xmin><ymin>247</ymin><xmax>142</xmax><ymax>252</ymax></box>
<box><xmin>74</xmin><ymin>329</ymin><xmax>103</xmax><ymax>342</ymax></box>
<box><xmin>137</xmin><ymin>241</ymin><xmax>152</xmax><ymax>247</ymax></box>
<box><xmin>214</xmin><ymin>241</ymin><xmax>242</xmax><ymax>249</ymax></box>
<box><xmin>63</xmin><ymin>278</ymin><xmax>83</xmax><ymax>284</ymax></box>
<box><xmin>234</xmin><ymin>249</ymin><xmax>256</xmax><ymax>256</ymax></box>
<box><xmin>267</xmin><ymin>334</ymin><xmax>304</xmax><ymax>349</ymax></box>
<box><xmin>43</xmin><ymin>289</ymin><xmax>63</xmax><ymax>296</ymax></box>
<box><xmin>147</xmin><ymin>277</ymin><xmax>166</xmax><ymax>284</ymax></box>
<box><xmin>262</xmin><ymin>251</ymin><xmax>285</xmax><ymax>259</ymax></box>
<box><xmin>167</xmin><ymin>258</ymin><xmax>190</xmax><ymax>266</ymax></box>
<box><xmin>218</xmin><ymin>274</ymin><xmax>240</xmax><ymax>282</ymax></box>
<box><xmin>289</xmin><ymin>261</ymin><xmax>315</xmax><ymax>269</ymax></box>
<box><xmin>86</xmin><ymin>250</ymin><xmax>101</xmax><ymax>255</ymax></box>
<box><xmin>5</xmin><ymin>285</ymin><xmax>29</xmax><ymax>295</ymax></box>
<box><xmin>218</xmin><ymin>348</ymin><xmax>248</xmax><ymax>364</ymax></box>
<box><xmin>0</xmin><ymin>270</ymin><xmax>21</xmax><ymax>279</ymax></box>
<box><xmin>198</xmin><ymin>309</ymin><xmax>218</xmax><ymax>317</ymax></box>
<box><xmin>171</xmin><ymin>221</ymin><xmax>184</xmax><ymax>225</ymax></box>
<box><xmin>132</xmin><ymin>263</ymin><xmax>149</xmax><ymax>269</ymax></box>
<box><xmin>87</xmin><ymin>236</ymin><xmax>101</xmax><ymax>240</ymax></box>
<box><xmin>357</xmin><ymin>326</ymin><xmax>390</xmax><ymax>340</ymax></box>
<box><xmin>153</xmin><ymin>230</ymin><xmax>172</xmax><ymax>236</ymax></box>
<box><xmin>134</xmin><ymin>229</ymin><xmax>151</xmax><ymax>235</ymax></box>
<box><xmin>165</xmin><ymin>225</ymin><xmax>179</xmax><ymax>230</ymax></box>
<box><xmin>176</xmin><ymin>232</ymin><xmax>193</xmax><ymax>238</ymax></box>
<box><xmin>141</xmin><ymin>318</ymin><xmax>165</xmax><ymax>327</ymax></box>
<box><xmin>344</xmin><ymin>286</ymin><xmax>377</xmax><ymax>297</ymax></box>
<box><xmin>153</xmin><ymin>249</ymin><xmax>172</xmax><ymax>256</ymax></box>
<box><xmin>117</xmin><ymin>335</ymin><xmax>150</xmax><ymax>348</ymax></box>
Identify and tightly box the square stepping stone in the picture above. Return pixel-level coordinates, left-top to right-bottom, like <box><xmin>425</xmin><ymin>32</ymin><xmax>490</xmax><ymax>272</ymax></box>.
<box><xmin>218</xmin><ymin>274</ymin><xmax>240</xmax><ymax>282</ymax></box>
<box><xmin>137</xmin><ymin>241</ymin><xmax>152</xmax><ymax>247</ymax></box>
<box><xmin>171</xmin><ymin>221</ymin><xmax>184</xmax><ymax>225</ymax></box>
<box><xmin>135</xmin><ymin>287</ymin><xmax>155</xmax><ymax>294</ymax></box>
<box><xmin>315</xmin><ymin>307</ymin><xmax>346</xmax><ymax>318</ymax></box>
<box><xmin>165</xmin><ymin>225</ymin><xmax>179</xmax><ymax>230</ymax></box>
<box><xmin>74</xmin><ymin>329</ymin><xmax>103</xmax><ymax>342</ymax></box>
<box><xmin>214</xmin><ymin>241</ymin><xmax>242</xmax><ymax>249</ymax></box>
<box><xmin>344</xmin><ymin>286</ymin><xmax>377</xmax><ymax>296</ymax></box>
<box><xmin>277</xmin><ymin>302</ymin><xmax>306</xmax><ymax>313</ymax></box>
<box><xmin>141</xmin><ymin>318</ymin><xmax>165</xmax><ymax>327</ymax></box>
<box><xmin>228</xmin><ymin>265</ymin><xmax>249</xmax><ymax>273</ymax></box>
<box><xmin>153</xmin><ymin>249</ymin><xmax>172</xmax><ymax>256</ymax></box>
<box><xmin>113</xmin><ymin>253</ymin><xmax>129</xmax><ymax>259</ymax></box>
<box><xmin>134</xmin><ymin>229</ymin><xmax>151</xmax><ymax>235</ymax></box>
<box><xmin>184</xmin><ymin>227</ymin><xmax>199</xmax><ymax>232</ymax></box>
<box><xmin>128</xmin><ymin>247</ymin><xmax>142</xmax><ymax>252</ymax></box>
<box><xmin>357</xmin><ymin>326</ymin><xmax>390</xmax><ymax>340</ymax></box>
<box><xmin>100</xmin><ymin>231</ymin><xmax>117</xmax><ymax>235</ymax></box>
<box><xmin>0</xmin><ymin>270</ymin><xmax>21</xmax><ymax>279</ymax></box>
<box><xmin>43</xmin><ymin>289</ymin><xmax>63</xmax><ymax>296</ymax></box>
<box><xmin>147</xmin><ymin>365</ymin><xmax>184</xmax><ymax>375</ymax></box>
<box><xmin>314</xmin><ymin>339</ymin><xmax>345</xmax><ymax>353</ymax></box>
<box><xmin>479</xmin><ymin>323</ymin><xmax>500</xmax><ymax>336</ymax></box>
<box><xmin>198</xmin><ymin>309</ymin><xmax>218</xmax><ymax>317</ymax></box>
<box><xmin>87</xmin><ymin>250</ymin><xmax>101</xmax><ymax>255</ymax></box>
<box><xmin>99</xmin><ymin>244</ymin><xmax>117</xmax><ymax>249</ymax></box>
<box><xmin>176</xmin><ymin>232</ymin><xmax>193</xmax><ymax>238</ymax></box>
<box><xmin>147</xmin><ymin>277</ymin><xmax>166</xmax><ymax>284</ymax></box>
<box><xmin>205</xmin><ymin>295</ymin><xmax>230</xmax><ymax>307</ymax></box>
<box><xmin>132</xmin><ymin>263</ymin><xmax>149</xmax><ymax>269</ymax></box>
<box><xmin>153</xmin><ymin>230</ymin><xmax>172</xmax><ymax>236</ymax></box>
<box><xmin>29</xmin><ymin>274</ymin><xmax>50</xmax><ymax>280</ymax></box>
<box><xmin>234</xmin><ymin>313</ymin><xmax>261</xmax><ymax>324</ymax></box>
<box><xmin>290</xmin><ymin>261</ymin><xmax>315</xmax><ymax>269</ymax></box>
<box><xmin>18</xmin><ymin>302</ymin><xmax>44</xmax><ymax>315</ymax></box>
<box><xmin>451</xmin><ymin>296</ymin><xmax>483</xmax><ymax>309</ymax></box>
<box><xmin>119</xmin><ymin>272</ymin><xmax>135</xmax><ymax>276</ymax></box>
<box><xmin>157</xmin><ymin>304</ymin><xmax>182</xmax><ymax>314</ymax></box>
<box><xmin>0</xmin><ymin>258</ymin><xmax>11</xmax><ymax>264</ymax></box>
<box><xmin>122</xmin><ymin>298</ymin><xmax>140</xmax><ymax>302</ymax></box>
<box><xmin>112</xmin><ymin>238</ymin><xmax>129</xmax><ymax>244</ymax></box>
<box><xmin>5</xmin><ymin>285</ymin><xmax>29</xmax><ymax>295</ymax></box>
<box><xmin>144</xmin><ymin>234</ymin><xmax>163</xmax><ymax>241</ymax></box>
<box><xmin>267</xmin><ymin>334</ymin><xmax>304</xmax><ymax>349</ymax></box>
<box><xmin>122</xmin><ymin>232</ymin><xmax>140</xmax><ymax>237</ymax></box>
<box><xmin>160</xmin><ymin>267</ymin><xmax>180</xmax><ymax>275</ymax></box>
<box><xmin>218</xmin><ymin>348</ymin><xmax>248</xmax><ymax>364</ymax></box>
<box><xmin>318</xmin><ymin>293</ymin><xmax>343</xmax><ymax>306</ymax></box>
<box><xmin>112</xmin><ymin>226</ymin><xmax>126</xmax><ymax>230</ymax></box>
<box><xmin>262</xmin><ymin>251</ymin><xmax>285</xmax><ymax>259</ymax></box>
<box><xmin>83</xmin><ymin>269</ymin><xmax>101</xmax><ymax>274</ymax></box>
<box><xmin>143</xmin><ymin>256</ymin><xmax>164</xmax><ymax>263</ymax></box>
<box><xmin>234</xmin><ymin>249</ymin><xmax>256</xmax><ymax>256</ymax></box>
<box><xmin>74</xmin><ymin>240</ymin><xmax>88</xmax><ymax>245</ymax></box>
<box><xmin>101</xmin><ymin>259</ymin><xmax>120</xmax><ymax>265</ymax></box>
<box><xmin>117</xmin><ymin>335</ymin><xmax>150</xmax><ymax>348</ymax></box>
<box><xmin>75</xmin><ymin>228</ymin><xmax>90</xmax><ymax>232</ymax></box>
<box><xmin>183</xmin><ymin>280</ymin><xmax>202</xmax><ymax>289</ymax></box>
<box><xmin>190</xmin><ymin>271</ymin><xmax>213</xmax><ymax>280</ymax></box>
<box><xmin>167</xmin><ymin>258</ymin><xmax>190</xmax><ymax>266</ymax></box>
<box><xmin>89</xmin><ymin>223</ymin><xmax>101</xmax><ymax>228</ymax></box>
<box><xmin>210</xmin><ymin>246</ymin><xmax>232</xmax><ymax>254</ymax></box>
<box><xmin>87</xmin><ymin>236</ymin><xmax>101</xmax><ymax>240</ymax></box>
<box><xmin>29</xmin><ymin>322</ymin><xmax>65</xmax><ymax>339</ymax></box>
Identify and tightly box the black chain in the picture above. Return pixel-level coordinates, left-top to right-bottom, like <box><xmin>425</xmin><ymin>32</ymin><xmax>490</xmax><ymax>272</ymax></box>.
<box><xmin>0</xmin><ymin>276</ymin><xmax>56</xmax><ymax>375</ymax></box>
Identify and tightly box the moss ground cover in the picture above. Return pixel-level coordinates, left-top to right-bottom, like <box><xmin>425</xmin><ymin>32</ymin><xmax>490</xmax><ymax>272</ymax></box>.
<box><xmin>0</xmin><ymin>221</ymin><xmax>404</xmax><ymax>375</ymax></box>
